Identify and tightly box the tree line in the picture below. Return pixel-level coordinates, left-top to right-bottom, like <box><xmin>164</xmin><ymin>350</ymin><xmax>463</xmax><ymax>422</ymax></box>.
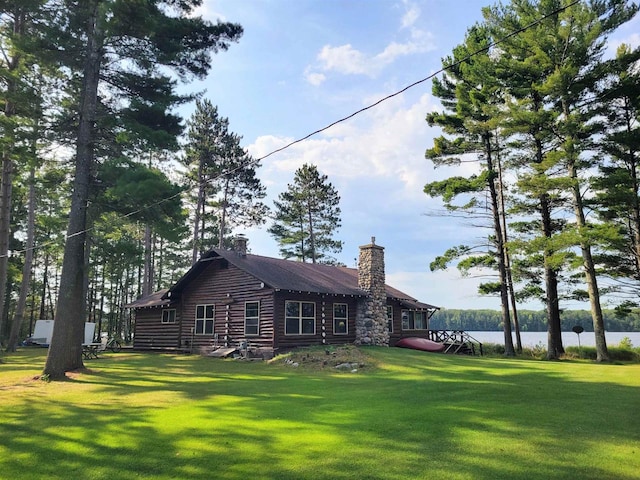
<box><xmin>424</xmin><ymin>0</ymin><xmax>639</xmax><ymax>361</ymax></box>
<box><xmin>2</xmin><ymin>0</ymin><xmax>639</xmax><ymax>377</ymax></box>
<box><xmin>430</xmin><ymin>309</ymin><xmax>640</xmax><ymax>332</ymax></box>
<box><xmin>0</xmin><ymin>1</ymin><xmax>343</xmax><ymax>378</ymax></box>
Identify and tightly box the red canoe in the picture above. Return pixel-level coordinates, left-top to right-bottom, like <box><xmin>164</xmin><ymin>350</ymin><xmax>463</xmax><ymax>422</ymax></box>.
<box><xmin>396</xmin><ymin>337</ymin><xmax>445</xmax><ymax>353</ymax></box>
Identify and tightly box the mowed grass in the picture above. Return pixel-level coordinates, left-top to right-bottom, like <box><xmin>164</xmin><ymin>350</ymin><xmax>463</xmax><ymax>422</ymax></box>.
<box><xmin>0</xmin><ymin>348</ymin><xmax>638</xmax><ymax>480</ymax></box>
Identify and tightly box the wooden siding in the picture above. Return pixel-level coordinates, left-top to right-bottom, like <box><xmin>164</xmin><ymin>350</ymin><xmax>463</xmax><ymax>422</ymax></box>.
<box><xmin>387</xmin><ymin>299</ymin><xmax>433</xmax><ymax>346</ymax></box>
<box><xmin>178</xmin><ymin>259</ymin><xmax>275</xmax><ymax>351</ymax></box>
<box><xmin>272</xmin><ymin>291</ymin><xmax>359</xmax><ymax>350</ymax></box>
<box><xmin>133</xmin><ymin>306</ymin><xmax>181</xmax><ymax>349</ymax></box>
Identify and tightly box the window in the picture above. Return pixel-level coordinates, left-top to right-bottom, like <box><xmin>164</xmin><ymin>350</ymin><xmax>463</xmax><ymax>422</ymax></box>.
<box><xmin>245</xmin><ymin>301</ymin><xmax>260</xmax><ymax>336</ymax></box>
<box><xmin>386</xmin><ymin>305</ymin><xmax>393</xmax><ymax>333</ymax></box>
<box><xmin>333</xmin><ymin>303</ymin><xmax>348</xmax><ymax>335</ymax></box>
<box><xmin>162</xmin><ymin>309</ymin><xmax>176</xmax><ymax>324</ymax></box>
<box><xmin>195</xmin><ymin>304</ymin><xmax>215</xmax><ymax>335</ymax></box>
<box><xmin>285</xmin><ymin>301</ymin><xmax>315</xmax><ymax>335</ymax></box>
<box><xmin>401</xmin><ymin>310</ymin><xmax>427</xmax><ymax>330</ymax></box>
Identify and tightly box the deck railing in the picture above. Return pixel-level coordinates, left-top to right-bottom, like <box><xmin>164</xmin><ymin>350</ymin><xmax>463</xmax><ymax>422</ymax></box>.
<box><xmin>427</xmin><ymin>330</ymin><xmax>484</xmax><ymax>356</ymax></box>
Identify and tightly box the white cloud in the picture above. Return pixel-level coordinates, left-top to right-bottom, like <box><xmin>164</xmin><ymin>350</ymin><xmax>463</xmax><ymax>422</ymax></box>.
<box><xmin>304</xmin><ymin>2</ymin><xmax>435</xmax><ymax>84</ymax></box>
<box><xmin>304</xmin><ymin>70</ymin><xmax>326</xmax><ymax>86</ymax></box>
<box><xmin>309</xmin><ymin>35</ymin><xmax>436</xmax><ymax>81</ymax></box>
<box><xmin>317</xmin><ymin>44</ymin><xmax>371</xmax><ymax>76</ymax></box>
<box><xmin>248</xmin><ymin>92</ymin><xmax>438</xmax><ymax>187</ymax></box>
<box><xmin>401</xmin><ymin>2</ymin><xmax>420</xmax><ymax>29</ymax></box>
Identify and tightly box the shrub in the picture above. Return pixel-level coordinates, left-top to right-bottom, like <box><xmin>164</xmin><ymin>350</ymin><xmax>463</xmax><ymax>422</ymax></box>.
<box><xmin>521</xmin><ymin>342</ymin><xmax>548</xmax><ymax>360</ymax></box>
<box><xmin>480</xmin><ymin>342</ymin><xmax>504</xmax><ymax>356</ymax></box>
<box><xmin>618</xmin><ymin>336</ymin><xmax>633</xmax><ymax>349</ymax></box>
<box><xmin>564</xmin><ymin>345</ymin><xmax>640</xmax><ymax>362</ymax></box>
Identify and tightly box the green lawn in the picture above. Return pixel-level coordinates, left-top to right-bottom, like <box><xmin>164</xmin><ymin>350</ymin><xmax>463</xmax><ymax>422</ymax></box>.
<box><xmin>1</xmin><ymin>348</ymin><xmax>638</xmax><ymax>480</ymax></box>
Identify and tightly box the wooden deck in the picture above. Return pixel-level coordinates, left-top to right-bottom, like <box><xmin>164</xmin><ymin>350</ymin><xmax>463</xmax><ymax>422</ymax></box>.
<box><xmin>426</xmin><ymin>330</ymin><xmax>483</xmax><ymax>356</ymax></box>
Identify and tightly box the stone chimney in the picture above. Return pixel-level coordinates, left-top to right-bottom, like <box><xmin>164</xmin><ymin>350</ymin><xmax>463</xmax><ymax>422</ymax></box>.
<box><xmin>233</xmin><ymin>234</ymin><xmax>247</xmax><ymax>256</ymax></box>
<box><xmin>355</xmin><ymin>236</ymin><xmax>389</xmax><ymax>346</ymax></box>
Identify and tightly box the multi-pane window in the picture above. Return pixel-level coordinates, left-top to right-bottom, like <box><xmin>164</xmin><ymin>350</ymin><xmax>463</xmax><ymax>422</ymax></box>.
<box><xmin>195</xmin><ymin>304</ymin><xmax>215</xmax><ymax>335</ymax></box>
<box><xmin>386</xmin><ymin>305</ymin><xmax>393</xmax><ymax>333</ymax></box>
<box><xmin>333</xmin><ymin>303</ymin><xmax>348</xmax><ymax>335</ymax></box>
<box><xmin>162</xmin><ymin>309</ymin><xmax>176</xmax><ymax>324</ymax></box>
<box><xmin>285</xmin><ymin>301</ymin><xmax>315</xmax><ymax>335</ymax></box>
<box><xmin>401</xmin><ymin>310</ymin><xmax>427</xmax><ymax>330</ymax></box>
<box><xmin>245</xmin><ymin>301</ymin><xmax>260</xmax><ymax>336</ymax></box>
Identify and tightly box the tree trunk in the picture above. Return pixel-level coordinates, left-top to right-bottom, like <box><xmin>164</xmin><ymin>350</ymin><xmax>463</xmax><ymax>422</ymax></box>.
<box><xmin>307</xmin><ymin>204</ymin><xmax>316</xmax><ymax>264</ymax></box>
<box><xmin>566</xmin><ymin>153</ymin><xmax>609</xmax><ymax>362</ymax></box>
<box><xmin>218</xmin><ymin>177</ymin><xmax>229</xmax><ymax>249</ymax></box>
<box><xmin>39</xmin><ymin>251</ymin><xmax>49</xmax><ymax>319</ymax></box>
<box><xmin>6</xmin><ymin>164</ymin><xmax>36</xmax><ymax>352</ymax></box>
<box><xmin>0</xmin><ymin>5</ymin><xmax>25</xmax><ymax>347</ymax></box>
<box><xmin>0</xmin><ymin>153</ymin><xmax>13</xmax><ymax>346</ymax></box>
<box><xmin>484</xmin><ymin>136</ymin><xmax>515</xmax><ymax>356</ymax></box>
<box><xmin>530</xmin><ymin>96</ymin><xmax>564</xmax><ymax>359</ymax></box>
<box><xmin>191</xmin><ymin>159</ymin><xmax>205</xmax><ymax>264</ymax></box>
<box><xmin>142</xmin><ymin>224</ymin><xmax>153</xmax><ymax>296</ymax></box>
<box><xmin>44</xmin><ymin>1</ymin><xmax>103</xmax><ymax>378</ymax></box>
<box><xmin>497</xmin><ymin>144</ymin><xmax>522</xmax><ymax>352</ymax></box>
<box><xmin>540</xmin><ymin>192</ymin><xmax>564</xmax><ymax>359</ymax></box>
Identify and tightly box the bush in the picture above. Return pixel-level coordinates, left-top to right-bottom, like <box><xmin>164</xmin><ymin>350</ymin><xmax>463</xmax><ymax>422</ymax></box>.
<box><xmin>618</xmin><ymin>337</ymin><xmax>633</xmax><ymax>349</ymax></box>
<box><xmin>521</xmin><ymin>342</ymin><xmax>548</xmax><ymax>360</ymax></box>
<box><xmin>564</xmin><ymin>345</ymin><xmax>640</xmax><ymax>362</ymax></box>
<box><xmin>480</xmin><ymin>342</ymin><xmax>504</xmax><ymax>356</ymax></box>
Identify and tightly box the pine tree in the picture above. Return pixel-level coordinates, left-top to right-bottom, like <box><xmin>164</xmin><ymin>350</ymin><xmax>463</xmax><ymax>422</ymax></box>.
<box><xmin>592</xmin><ymin>44</ymin><xmax>640</xmax><ymax>304</ymax></box>
<box><xmin>425</xmin><ymin>24</ymin><xmax>517</xmax><ymax>356</ymax></box>
<box><xmin>183</xmin><ymin>99</ymin><xmax>268</xmax><ymax>260</ymax></box>
<box><xmin>43</xmin><ymin>0</ymin><xmax>242</xmax><ymax>379</ymax></box>
<box><xmin>269</xmin><ymin>164</ymin><xmax>343</xmax><ymax>264</ymax></box>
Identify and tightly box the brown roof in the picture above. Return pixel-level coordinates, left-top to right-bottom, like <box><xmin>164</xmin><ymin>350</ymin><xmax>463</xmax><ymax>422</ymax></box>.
<box><xmin>164</xmin><ymin>248</ymin><xmax>438</xmax><ymax>310</ymax></box>
<box><xmin>125</xmin><ymin>289</ymin><xmax>171</xmax><ymax>309</ymax></box>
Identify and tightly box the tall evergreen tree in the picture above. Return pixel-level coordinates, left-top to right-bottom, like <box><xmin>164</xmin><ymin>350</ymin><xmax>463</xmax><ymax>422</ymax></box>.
<box><xmin>490</xmin><ymin>0</ymin><xmax>637</xmax><ymax>361</ymax></box>
<box><xmin>592</xmin><ymin>43</ymin><xmax>640</xmax><ymax>304</ymax></box>
<box><xmin>269</xmin><ymin>163</ymin><xmax>343</xmax><ymax>264</ymax></box>
<box><xmin>484</xmin><ymin>0</ymin><xmax>572</xmax><ymax>359</ymax></box>
<box><xmin>43</xmin><ymin>0</ymin><xmax>242</xmax><ymax>379</ymax></box>
<box><xmin>214</xmin><ymin>131</ymin><xmax>268</xmax><ymax>249</ymax></box>
<box><xmin>425</xmin><ymin>24</ymin><xmax>517</xmax><ymax>356</ymax></box>
<box><xmin>0</xmin><ymin>0</ymin><xmax>44</xmax><ymax>346</ymax></box>
<box><xmin>183</xmin><ymin>99</ymin><xmax>268</xmax><ymax>260</ymax></box>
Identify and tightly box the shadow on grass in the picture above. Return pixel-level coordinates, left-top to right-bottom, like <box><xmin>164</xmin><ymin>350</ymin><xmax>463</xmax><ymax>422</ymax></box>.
<box><xmin>1</xmin><ymin>348</ymin><xmax>638</xmax><ymax>480</ymax></box>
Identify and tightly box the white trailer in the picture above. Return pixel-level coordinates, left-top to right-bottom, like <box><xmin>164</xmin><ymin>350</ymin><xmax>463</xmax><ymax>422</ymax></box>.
<box><xmin>31</xmin><ymin>320</ymin><xmax>96</xmax><ymax>346</ymax></box>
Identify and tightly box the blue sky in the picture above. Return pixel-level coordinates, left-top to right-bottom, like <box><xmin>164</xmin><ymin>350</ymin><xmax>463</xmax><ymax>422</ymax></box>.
<box><xmin>185</xmin><ymin>1</ymin><xmax>640</xmax><ymax>311</ymax></box>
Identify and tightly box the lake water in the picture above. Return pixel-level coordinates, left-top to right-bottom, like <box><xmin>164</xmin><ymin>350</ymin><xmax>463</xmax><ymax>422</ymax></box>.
<box><xmin>465</xmin><ymin>331</ymin><xmax>640</xmax><ymax>348</ymax></box>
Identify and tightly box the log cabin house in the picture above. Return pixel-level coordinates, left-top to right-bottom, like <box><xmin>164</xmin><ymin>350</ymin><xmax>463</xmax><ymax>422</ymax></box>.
<box><xmin>127</xmin><ymin>236</ymin><xmax>439</xmax><ymax>357</ymax></box>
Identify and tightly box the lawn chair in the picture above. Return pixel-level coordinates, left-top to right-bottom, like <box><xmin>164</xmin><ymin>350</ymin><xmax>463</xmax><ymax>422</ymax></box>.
<box><xmin>97</xmin><ymin>334</ymin><xmax>108</xmax><ymax>353</ymax></box>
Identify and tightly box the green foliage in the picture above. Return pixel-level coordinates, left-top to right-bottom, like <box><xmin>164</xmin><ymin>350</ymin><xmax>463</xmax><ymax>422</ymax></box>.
<box><xmin>430</xmin><ymin>309</ymin><xmax>640</xmax><ymax>332</ymax></box>
<box><xmin>565</xmin><ymin>345</ymin><xmax>640</xmax><ymax>362</ymax></box>
<box><xmin>183</xmin><ymin>99</ymin><xmax>268</xmax><ymax>253</ymax></box>
<box><xmin>269</xmin><ymin>164</ymin><xmax>343</xmax><ymax>263</ymax></box>
<box><xmin>97</xmin><ymin>158</ymin><xmax>187</xmax><ymax>242</ymax></box>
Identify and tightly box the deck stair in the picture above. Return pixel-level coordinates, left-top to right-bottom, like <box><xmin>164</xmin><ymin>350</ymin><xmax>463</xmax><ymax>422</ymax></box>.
<box><xmin>428</xmin><ymin>330</ymin><xmax>483</xmax><ymax>356</ymax></box>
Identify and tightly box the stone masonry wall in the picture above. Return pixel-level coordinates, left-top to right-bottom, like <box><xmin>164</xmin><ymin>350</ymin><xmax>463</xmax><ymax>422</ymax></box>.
<box><xmin>355</xmin><ymin>238</ymin><xmax>389</xmax><ymax>346</ymax></box>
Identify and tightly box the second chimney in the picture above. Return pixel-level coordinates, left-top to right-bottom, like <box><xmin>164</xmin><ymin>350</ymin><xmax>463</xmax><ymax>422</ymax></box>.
<box><xmin>233</xmin><ymin>234</ymin><xmax>248</xmax><ymax>257</ymax></box>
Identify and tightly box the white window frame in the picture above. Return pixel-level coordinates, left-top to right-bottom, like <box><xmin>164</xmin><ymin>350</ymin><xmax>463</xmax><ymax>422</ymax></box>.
<box><xmin>161</xmin><ymin>309</ymin><xmax>176</xmax><ymax>324</ymax></box>
<box><xmin>195</xmin><ymin>304</ymin><xmax>215</xmax><ymax>335</ymax></box>
<box><xmin>285</xmin><ymin>301</ymin><xmax>316</xmax><ymax>335</ymax></box>
<box><xmin>401</xmin><ymin>310</ymin><xmax>427</xmax><ymax>330</ymax></box>
<box><xmin>386</xmin><ymin>305</ymin><xmax>393</xmax><ymax>333</ymax></box>
<box><xmin>333</xmin><ymin>303</ymin><xmax>348</xmax><ymax>335</ymax></box>
<box><xmin>245</xmin><ymin>301</ymin><xmax>260</xmax><ymax>336</ymax></box>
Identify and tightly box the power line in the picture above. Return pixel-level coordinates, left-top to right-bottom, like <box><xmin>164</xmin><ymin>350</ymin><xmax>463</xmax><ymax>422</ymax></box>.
<box><xmin>6</xmin><ymin>0</ymin><xmax>581</xmax><ymax>259</ymax></box>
